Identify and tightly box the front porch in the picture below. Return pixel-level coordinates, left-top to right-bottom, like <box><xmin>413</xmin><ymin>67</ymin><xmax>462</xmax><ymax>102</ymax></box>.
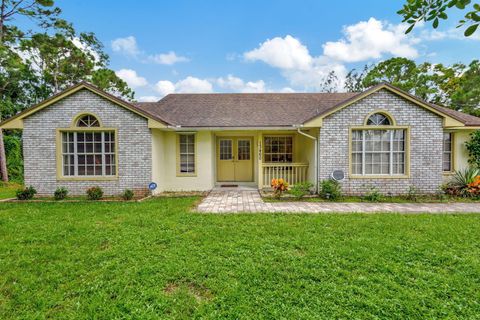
<box><xmin>260</xmin><ymin>162</ymin><xmax>309</xmax><ymax>188</ymax></box>
<box><xmin>151</xmin><ymin>128</ymin><xmax>318</xmax><ymax>193</ymax></box>
<box><xmin>213</xmin><ymin>129</ymin><xmax>317</xmax><ymax>190</ymax></box>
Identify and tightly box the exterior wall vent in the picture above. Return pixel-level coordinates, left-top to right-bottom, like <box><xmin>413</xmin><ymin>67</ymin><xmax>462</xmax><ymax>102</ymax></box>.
<box><xmin>330</xmin><ymin>170</ymin><xmax>345</xmax><ymax>181</ymax></box>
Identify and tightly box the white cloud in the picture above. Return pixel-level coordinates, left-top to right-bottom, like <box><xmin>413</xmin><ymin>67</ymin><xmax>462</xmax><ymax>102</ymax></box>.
<box><xmin>111</xmin><ymin>36</ymin><xmax>140</xmax><ymax>56</ymax></box>
<box><xmin>112</xmin><ymin>36</ymin><xmax>190</xmax><ymax>65</ymax></box>
<box><xmin>244</xmin><ymin>35</ymin><xmax>312</xmax><ymax>70</ymax></box>
<box><xmin>286</xmin><ymin>58</ymin><xmax>347</xmax><ymax>89</ymax></box>
<box><xmin>243</xmin><ymin>19</ymin><xmax>425</xmax><ymax>91</ymax></box>
<box><xmin>155</xmin><ymin>80</ymin><xmax>176</xmax><ymax>96</ymax></box>
<box><xmin>420</xmin><ymin>27</ymin><xmax>480</xmax><ymax>41</ymax></box>
<box><xmin>323</xmin><ymin>18</ymin><xmax>419</xmax><ymax>62</ymax></box>
<box><xmin>149</xmin><ymin>51</ymin><xmax>189</xmax><ymax>65</ymax></box>
<box><xmin>138</xmin><ymin>96</ymin><xmax>160</xmax><ymax>102</ymax></box>
<box><xmin>244</xmin><ymin>35</ymin><xmax>346</xmax><ymax>90</ymax></box>
<box><xmin>115</xmin><ymin>69</ymin><xmax>148</xmax><ymax>88</ymax></box>
<box><xmin>176</xmin><ymin>76</ymin><xmax>213</xmax><ymax>93</ymax></box>
<box><xmin>217</xmin><ymin>75</ymin><xmax>266</xmax><ymax>93</ymax></box>
<box><xmin>279</xmin><ymin>87</ymin><xmax>296</xmax><ymax>93</ymax></box>
<box><xmin>154</xmin><ymin>76</ymin><xmax>213</xmax><ymax>96</ymax></box>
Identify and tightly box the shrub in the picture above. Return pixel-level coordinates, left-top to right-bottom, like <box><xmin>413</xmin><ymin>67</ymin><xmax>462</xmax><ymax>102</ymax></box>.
<box><xmin>271</xmin><ymin>178</ymin><xmax>289</xmax><ymax>199</ymax></box>
<box><xmin>436</xmin><ymin>186</ymin><xmax>447</xmax><ymax>201</ymax></box>
<box><xmin>54</xmin><ymin>187</ymin><xmax>68</xmax><ymax>200</ymax></box>
<box><xmin>466</xmin><ymin>176</ymin><xmax>480</xmax><ymax>197</ymax></box>
<box><xmin>451</xmin><ymin>167</ymin><xmax>480</xmax><ymax>188</ymax></box>
<box><xmin>449</xmin><ymin>167</ymin><xmax>480</xmax><ymax>197</ymax></box>
<box><xmin>86</xmin><ymin>186</ymin><xmax>104</xmax><ymax>200</ymax></box>
<box><xmin>16</xmin><ymin>186</ymin><xmax>37</xmax><ymax>200</ymax></box>
<box><xmin>406</xmin><ymin>185</ymin><xmax>418</xmax><ymax>201</ymax></box>
<box><xmin>466</xmin><ymin>130</ymin><xmax>480</xmax><ymax>168</ymax></box>
<box><xmin>289</xmin><ymin>182</ymin><xmax>314</xmax><ymax>199</ymax></box>
<box><xmin>364</xmin><ymin>186</ymin><xmax>382</xmax><ymax>202</ymax></box>
<box><xmin>319</xmin><ymin>179</ymin><xmax>342</xmax><ymax>200</ymax></box>
<box><xmin>122</xmin><ymin>189</ymin><xmax>134</xmax><ymax>200</ymax></box>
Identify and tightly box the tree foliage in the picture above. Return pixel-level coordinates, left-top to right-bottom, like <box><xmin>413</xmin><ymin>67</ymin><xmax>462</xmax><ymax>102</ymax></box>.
<box><xmin>319</xmin><ymin>71</ymin><xmax>341</xmax><ymax>93</ymax></box>
<box><xmin>3</xmin><ymin>133</ymin><xmax>22</xmax><ymax>181</ymax></box>
<box><xmin>0</xmin><ymin>0</ymin><xmax>135</xmax><ymax>181</ymax></box>
<box><xmin>398</xmin><ymin>0</ymin><xmax>480</xmax><ymax>37</ymax></box>
<box><xmin>345</xmin><ymin>57</ymin><xmax>480</xmax><ymax>116</ymax></box>
<box><xmin>466</xmin><ymin>130</ymin><xmax>480</xmax><ymax>168</ymax></box>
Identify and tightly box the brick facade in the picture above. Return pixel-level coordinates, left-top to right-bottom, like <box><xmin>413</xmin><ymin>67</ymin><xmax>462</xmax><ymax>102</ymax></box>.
<box><xmin>21</xmin><ymin>87</ymin><xmax>446</xmax><ymax>196</ymax></box>
<box><xmin>318</xmin><ymin>89</ymin><xmax>444</xmax><ymax>195</ymax></box>
<box><xmin>23</xmin><ymin>89</ymin><xmax>152</xmax><ymax>196</ymax></box>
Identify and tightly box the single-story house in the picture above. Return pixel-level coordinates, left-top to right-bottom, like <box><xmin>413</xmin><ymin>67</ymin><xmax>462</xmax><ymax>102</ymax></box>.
<box><xmin>1</xmin><ymin>81</ymin><xmax>479</xmax><ymax>196</ymax></box>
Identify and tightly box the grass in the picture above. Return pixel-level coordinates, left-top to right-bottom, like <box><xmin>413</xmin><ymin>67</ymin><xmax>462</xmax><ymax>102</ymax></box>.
<box><xmin>1</xmin><ymin>198</ymin><xmax>480</xmax><ymax>318</ymax></box>
<box><xmin>0</xmin><ymin>182</ymin><xmax>22</xmax><ymax>200</ymax></box>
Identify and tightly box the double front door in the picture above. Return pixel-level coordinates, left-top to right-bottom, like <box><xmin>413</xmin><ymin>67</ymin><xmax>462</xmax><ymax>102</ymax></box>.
<box><xmin>216</xmin><ymin>137</ymin><xmax>253</xmax><ymax>182</ymax></box>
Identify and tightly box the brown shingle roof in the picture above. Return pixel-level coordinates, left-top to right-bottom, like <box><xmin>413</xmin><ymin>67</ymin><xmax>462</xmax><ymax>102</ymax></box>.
<box><xmin>133</xmin><ymin>92</ymin><xmax>360</xmax><ymax>127</ymax></box>
<box><xmin>426</xmin><ymin>103</ymin><xmax>480</xmax><ymax>126</ymax></box>
<box><xmin>133</xmin><ymin>83</ymin><xmax>480</xmax><ymax>127</ymax></box>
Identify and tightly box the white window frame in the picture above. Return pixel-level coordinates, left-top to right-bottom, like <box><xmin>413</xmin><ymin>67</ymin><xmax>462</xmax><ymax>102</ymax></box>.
<box><xmin>177</xmin><ymin>133</ymin><xmax>196</xmax><ymax>176</ymax></box>
<box><xmin>350</xmin><ymin>126</ymin><xmax>410</xmax><ymax>178</ymax></box>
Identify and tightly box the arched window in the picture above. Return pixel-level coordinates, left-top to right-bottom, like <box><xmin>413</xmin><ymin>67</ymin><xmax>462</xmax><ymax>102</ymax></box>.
<box><xmin>351</xmin><ymin>111</ymin><xmax>407</xmax><ymax>176</ymax></box>
<box><xmin>60</xmin><ymin>113</ymin><xmax>116</xmax><ymax>178</ymax></box>
<box><xmin>366</xmin><ymin>113</ymin><xmax>391</xmax><ymax>126</ymax></box>
<box><xmin>76</xmin><ymin>114</ymin><xmax>100</xmax><ymax>127</ymax></box>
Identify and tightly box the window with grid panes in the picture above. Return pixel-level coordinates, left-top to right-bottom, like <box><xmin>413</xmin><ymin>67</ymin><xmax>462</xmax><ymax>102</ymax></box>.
<box><xmin>351</xmin><ymin>113</ymin><xmax>406</xmax><ymax>176</ymax></box>
<box><xmin>61</xmin><ymin>129</ymin><xmax>116</xmax><ymax>177</ymax></box>
<box><xmin>263</xmin><ymin>136</ymin><xmax>293</xmax><ymax>163</ymax></box>
<box><xmin>179</xmin><ymin>134</ymin><xmax>195</xmax><ymax>174</ymax></box>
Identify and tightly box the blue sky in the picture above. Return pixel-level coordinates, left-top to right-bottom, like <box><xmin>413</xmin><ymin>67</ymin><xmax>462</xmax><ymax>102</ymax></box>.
<box><xmin>56</xmin><ymin>0</ymin><xmax>480</xmax><ymax>101</ymax></box>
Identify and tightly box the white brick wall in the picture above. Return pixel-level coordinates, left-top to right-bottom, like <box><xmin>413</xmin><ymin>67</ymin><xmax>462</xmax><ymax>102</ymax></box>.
<box><xmin>318</xmin><ymin>89</ymin><xmax>444</xmax><ymax>195</ymax></box>
<box><xmin>23</xmin><ymin>89</ymin><xmax>152</xmax><ymax>196</ymax></box>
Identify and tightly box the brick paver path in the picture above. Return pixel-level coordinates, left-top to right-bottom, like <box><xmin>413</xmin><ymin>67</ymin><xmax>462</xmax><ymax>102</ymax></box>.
<box><xmin>197</xmin><ymin>189</ymin><xmax>480</xmax><ymax>213</ymax></box>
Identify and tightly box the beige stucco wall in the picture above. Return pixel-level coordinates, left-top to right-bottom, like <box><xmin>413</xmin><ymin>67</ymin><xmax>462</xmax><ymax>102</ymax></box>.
<box><xmin>453</xmin><ymin>131</ymin><xmax>473</xmax><ymax>171</ymax></box>
<box><xmin>151</xmin><ymin>129</ymin><xmax>317</xmax><ymax>192</ymax></box>
<box><xmin>296</xmin><ymin>128</ymin><xmax>318</xmax><ymax>184</ymax></box>
<box><xmin>151</xmin><ymin>130</ymin><xmax>216</xmax><ymax>192</ymax></box>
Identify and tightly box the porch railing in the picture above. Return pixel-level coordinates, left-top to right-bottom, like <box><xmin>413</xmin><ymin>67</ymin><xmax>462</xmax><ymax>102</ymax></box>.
<box><xmin>261</xmin><ymin>163</ymin><xmax>309</xmax><ymax>188</ymax></box>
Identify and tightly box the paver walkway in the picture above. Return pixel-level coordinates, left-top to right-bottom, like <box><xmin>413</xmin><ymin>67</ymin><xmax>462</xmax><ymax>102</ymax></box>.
<box><xmin>197</xmin><ymin>189</ymin><xmax>480</xmax><ymax>213</ymax></box>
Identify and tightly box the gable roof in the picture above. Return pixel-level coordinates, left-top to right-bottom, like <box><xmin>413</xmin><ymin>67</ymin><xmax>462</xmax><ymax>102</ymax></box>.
<box><xmin>0</xmin><ymin>82</ymin><xmax>170</xmax><ymax>129</ymax></box>
<box><xmin>1</xmin><ymin>81</ymin><xmax>480</xmax><ymax>129</ymax></box>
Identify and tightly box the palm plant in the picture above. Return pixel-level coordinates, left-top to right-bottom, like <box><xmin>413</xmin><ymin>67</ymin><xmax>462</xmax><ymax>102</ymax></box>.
<box><xmin>451</xmin><ymin>167</ymin><xmax>480</xmax><ymax>189</ymax></box>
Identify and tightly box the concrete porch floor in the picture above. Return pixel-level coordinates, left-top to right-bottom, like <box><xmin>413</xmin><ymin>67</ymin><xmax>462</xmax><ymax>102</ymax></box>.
<box><xmin>197</xmin><ymin>188</ymin><xmax>480</xmax><ymax>214</ymax></box>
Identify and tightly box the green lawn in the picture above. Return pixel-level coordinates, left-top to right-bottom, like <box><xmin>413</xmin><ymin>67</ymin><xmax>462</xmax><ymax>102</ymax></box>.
<box><xmin>0</xmin><ymin>183</ymin><xmax>22</xmax><ymax>200</ymax></box>
<box><xmin>1</xmin><ymin>198</ymin><xmax>480</xmax><ymax>319</ymax></box>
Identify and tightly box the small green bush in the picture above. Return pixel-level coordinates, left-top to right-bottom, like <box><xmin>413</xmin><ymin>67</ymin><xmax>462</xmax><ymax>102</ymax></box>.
<box><xmin>86</xmin><ymin>186</ymin><xmax>104</xmax><ymax>200</ymax></box>
<box><xmin>364</xmin><ymin>186</ymin><xmax>382</xmax><ymax>202</ymax></box>
<box><xmin>289</xmin><ymin>182</ymin><xmax>314</xmax><ymax>199</ymax></box>
<box><xmin>436</xmin><ymin>186</ymin><xmax>447</xmax><ymax>201</ymax></box>
<box><xmin>54</xmin><ymin>187</ymin><xmax>68</xmax><ymax>200</ymax></box>
<box><xmin>16</xmin><ymin>186</ymin><xmax>37</xmax><ymax>200</ymax></box>
<box><xmin>319</xmin><ymin>179</ymin><xmax>342</xmax><ymax>200</ymax></box>
<box><xmin>122</xmin><ymin>189</ymin><xmax>134</xmax><ymax>200</ymax></box>
<box><xmin>406</xmin><ymin>185</ymin><xmax>418</xmax><ymax>201</ymax></box>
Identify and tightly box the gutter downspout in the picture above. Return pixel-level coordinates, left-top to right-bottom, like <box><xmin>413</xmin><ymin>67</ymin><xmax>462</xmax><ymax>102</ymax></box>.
<box><xmin>296</xmin><ymin>127</ymin><xmax>318</xmax><ymax>194</ymax></box>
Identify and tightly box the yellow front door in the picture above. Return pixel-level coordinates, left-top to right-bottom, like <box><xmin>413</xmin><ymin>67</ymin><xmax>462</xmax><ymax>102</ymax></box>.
<box><xmin>217</xmin><ymin>137</ymin><xmax>253</xmax><ymax>182</ymax></box>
